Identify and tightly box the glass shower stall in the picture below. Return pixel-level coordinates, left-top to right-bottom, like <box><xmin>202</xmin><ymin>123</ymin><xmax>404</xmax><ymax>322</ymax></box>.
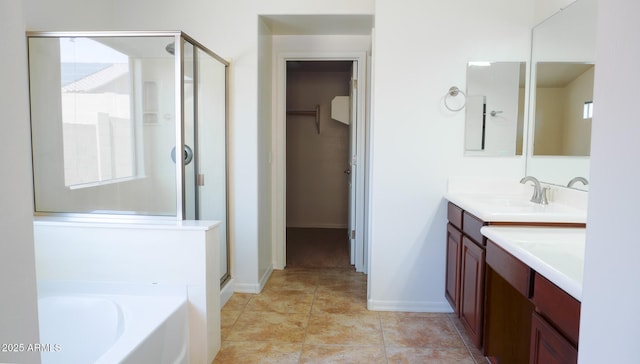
<box><xmin>27</xmin><ymin>31</ymin><xmax>230</xmax><ymax>286</ymax></box>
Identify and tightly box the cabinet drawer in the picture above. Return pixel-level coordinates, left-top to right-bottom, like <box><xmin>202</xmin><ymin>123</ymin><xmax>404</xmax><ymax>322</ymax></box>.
<box><xmin>448</xmin><ymin>202</ymin><xmax>463</xmax><ymax>230</ymax></box>
<box><xmin>486</xmin><ymin>239</ymin><xmax>532</xmax><ymax>298</ymax></box>
<box><xmin>463</xmin><ymin>211</ymin><xmax>485</xmax><ymax>245</ymax></box>
<box><xmin>532</xmin><ymin>274</ymin><xmax>581</xmax><ymax>347</ymax></box>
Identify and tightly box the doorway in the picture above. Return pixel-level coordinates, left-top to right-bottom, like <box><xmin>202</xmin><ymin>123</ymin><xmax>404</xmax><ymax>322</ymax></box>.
<box><xmin>285</xmin><ymin>61</ymin><xmax>353</xmax><ymax>268</ymax></box>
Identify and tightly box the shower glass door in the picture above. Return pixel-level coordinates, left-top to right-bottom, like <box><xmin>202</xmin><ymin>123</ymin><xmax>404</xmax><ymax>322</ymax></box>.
<box><xmin>183</xmin><ymin>39</ymin><xmax>230</xmax><ymax>285</ymax></box>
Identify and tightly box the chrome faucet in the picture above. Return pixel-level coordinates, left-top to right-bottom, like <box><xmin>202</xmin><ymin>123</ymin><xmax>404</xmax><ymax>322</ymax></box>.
<box><xmin>520</xmin><ymin>176</ymin><xmax>548</xmax><ymax>205</ymax></box>
<box><xmin>567</xmin><ymin>176</ymin><xmax>589</xmax><ymax>188</ymax></box>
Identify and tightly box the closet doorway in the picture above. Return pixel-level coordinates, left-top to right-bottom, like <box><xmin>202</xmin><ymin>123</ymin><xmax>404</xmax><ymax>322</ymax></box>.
<box><xmin>285</xmin><ymin>60</ymin><xmax>354</xmax><ymax>269</ymax></box>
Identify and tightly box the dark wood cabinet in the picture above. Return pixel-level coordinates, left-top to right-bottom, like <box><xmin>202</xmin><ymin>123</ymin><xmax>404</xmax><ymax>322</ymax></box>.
<box><xmin>445</xmin><ymin>202</ymin><xmax>486</xmax><ymax>349</ymax></box>
<box><xmin>445</xmin><ymin>223</ymin><xmax>462</xmax><ymax>313</ymax></box>
<box><xmin>530</xmin><ymin>312</ymin><xmax>578</xmax><ymax>364</ymax></box>
<box><xmin>445</xmin><ymin>201</ymin><xmax>584</xmax><ymax>357</ymax></box>
<box><xmin>484</xmin><ymin>239</ymin><xmax>581</xmax><ymax>364</ymax></box>
<box><xmin>484</xmin><ymin>240</ymin><xmax>535</xmax><ymax>364</ymax></box>
<box><xmin>532</xmin><ymin>274</ymin><xmax>581</xmax><ymax>347</ymax></box>
<box><xmin>460</xmin><ymin>236</ymin><xmax>485</xmax><ymax>348</ymax></box>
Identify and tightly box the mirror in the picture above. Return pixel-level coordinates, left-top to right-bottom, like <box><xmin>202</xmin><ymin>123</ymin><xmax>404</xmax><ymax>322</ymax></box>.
<box><xmin>526</xmin><ymin>0</ymin><xmax>597</xmax><ymax>190</ymax></box>
<box><xmin>464</xmin><ymin>62</ymin><xmax>526</xmax><ymax>156</ymax></box>
<box><xmin>533</xmin><ymin>62</ymin><xmax>594</xmax><ymax>156</ymax></box>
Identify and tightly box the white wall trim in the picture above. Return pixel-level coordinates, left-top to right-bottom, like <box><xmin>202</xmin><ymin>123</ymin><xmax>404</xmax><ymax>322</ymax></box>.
<box><xmin>235</xmin><ymin>265</ymin><xmax>273</xmax><ymax>294</ymax></box>
<box><xmin>220</xmin><ymin>278</ymin><xmax>235</xmax><ymax>308</ymax></box>
<box><xmin>367</xmin><ymin>299</ymin><xmax>454</xmax><ymax>313</ymax></box>
<box><xmin>234</xmin><ymin>282</ymin><xmax>262</xmax><ymax>294</ymax></box>
<box><xmin>272</xmin><ymin>48</ymin><xmax>369</xmax><ymax>272</ymax></box>
<box><xmin>259</xmin><ymin>265</ymin><xmax>273</xmax><ymax>290</ymax></box>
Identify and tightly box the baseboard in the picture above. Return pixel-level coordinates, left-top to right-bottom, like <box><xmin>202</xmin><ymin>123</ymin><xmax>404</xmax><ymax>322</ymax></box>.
<box><xmin>367</xmin><ymin>299</ymin><xmax>454</xmax><ymax>313</ymax></box>
<box><xmin>220</xmin><ymin>278</ymin><xmax>234</xmax><ymax>308</ymax></box>
<box><xmin>233</xmin><ymin>266</ymin><xmax>274</xmax><ymax>294</ymax></box>
<box><xmin>259</xmin><ymin>265</ymin><xmax>273</xmax><ymax>292</ymax></box>
<box><xmin>233</xmin><ymin>282</ymin><xmax>262</xmax><ymax>294</ymax></box>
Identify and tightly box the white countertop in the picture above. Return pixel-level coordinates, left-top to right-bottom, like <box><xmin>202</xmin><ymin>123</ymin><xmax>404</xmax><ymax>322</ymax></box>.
<box><xmin>446</xmin><ymin>193</ymin><xmax>587</xmax><ymax>223</ymax></box>
<box><xmin>481</xmin><ymin>226</ymin><xmax>585</xmax><ymax>301</ymax></box>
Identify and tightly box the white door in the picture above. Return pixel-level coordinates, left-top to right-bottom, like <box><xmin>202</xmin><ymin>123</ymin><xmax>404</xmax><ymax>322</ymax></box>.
<box><xmin>348</xmin><ymin>61</ymin><xmax>358</xmax><ymax>267</ymax></box>
<box><xmin>350</xmin><ymin>59</ymin><xmax>367</xmax><ymax>273</ymax></box>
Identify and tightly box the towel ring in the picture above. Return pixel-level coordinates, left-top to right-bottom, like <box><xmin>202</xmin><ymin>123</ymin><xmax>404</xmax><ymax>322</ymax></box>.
<box><xmin>444</xmin><ymin>86</ymin><xmax>466</xmax><ymax>112</ymax></box>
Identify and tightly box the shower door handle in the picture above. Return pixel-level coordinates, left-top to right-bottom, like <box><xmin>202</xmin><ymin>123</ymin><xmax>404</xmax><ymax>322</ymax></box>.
<box><xmin>171</xmin><ymin>145</ymin><xmax>194</xmax><ymax>165</ymax></box>
<box><xmin>197</xmin><ymin>174</ymin><xmax>205</xmax><ymax>186</ymax></box>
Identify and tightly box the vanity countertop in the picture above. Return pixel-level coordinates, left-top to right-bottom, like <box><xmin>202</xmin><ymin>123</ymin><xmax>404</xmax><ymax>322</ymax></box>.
<box><xmin>481</xmin><ymin>226</ymin><xmax>585</xmax><ymax>301</ymax></box>
<box><xmin>446</xmin><ymin>192</ymin><xmax>587</xmax><ymax>224</ymax></box>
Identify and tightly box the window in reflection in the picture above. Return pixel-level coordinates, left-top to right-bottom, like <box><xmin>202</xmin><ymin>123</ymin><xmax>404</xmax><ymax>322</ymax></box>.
<box><xmin>583</xmin><ymin>101</ymin><xmax>593</xmax><ymax>120</ymax></box>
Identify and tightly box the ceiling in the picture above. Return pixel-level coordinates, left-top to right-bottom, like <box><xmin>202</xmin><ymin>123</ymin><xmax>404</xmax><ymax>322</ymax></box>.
<box><xmin>536</xmin><ymin>63</ymin><xmax>594</xmax><ymax>88</ymax></box>
<box><xmin>260</xmin><ymin>15</ymin><xmax>374</xmax><ymax>36</ymax></box>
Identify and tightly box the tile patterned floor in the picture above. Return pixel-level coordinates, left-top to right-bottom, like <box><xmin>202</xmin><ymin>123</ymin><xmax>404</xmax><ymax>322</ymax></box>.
<box><xmin>214</xmin><ymin>268</ymin><xmax>487</xmax><ymax>364</ymax></box>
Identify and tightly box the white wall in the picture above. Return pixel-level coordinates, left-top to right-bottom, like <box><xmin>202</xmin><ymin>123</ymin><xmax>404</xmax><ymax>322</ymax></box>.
<box><xmin>579</xmin><ymin>0</ymin><xmax>640</xmax><ymax>362</ymax></box>
<box><xmin>534</xmin><ymin>0</ymin><xmax>577</xmax><ymax>24</ymax></box>
<box><xmin>0</xmin><ymin>1</ymin><xmax>41</xmax><ymax>363</ymax></box>
<box><xmin>368</xmin><ymin>0</ymin><xmax>533</xmax><ymax>311</ymax></box>
<box><xmin>257</xmin><ymin>17</ymin><xmax>274</xmax><ymax>290</ymax></box>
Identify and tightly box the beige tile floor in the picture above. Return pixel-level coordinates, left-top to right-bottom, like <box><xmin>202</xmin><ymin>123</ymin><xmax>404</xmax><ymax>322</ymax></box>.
<box><xmin>214</xmin><ymin>268</ymin><xmax>487</xmax><ymax>364</ymax></box>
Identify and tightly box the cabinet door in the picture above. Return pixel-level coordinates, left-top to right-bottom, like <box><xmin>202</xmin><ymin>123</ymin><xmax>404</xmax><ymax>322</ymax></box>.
<box><xmin>460</xmin><ymin>236</ymin><xmax>485</xmax><ymax>348</ymax></box>
<box><xmin>530</xmin><ymin>312</ymin><xmax>578</xmax><ymax>364</ymax></box>
<box><xmin>445</xmin><ymin>223</ymin><xmax>462</xmax><ymax>314</ymax></box>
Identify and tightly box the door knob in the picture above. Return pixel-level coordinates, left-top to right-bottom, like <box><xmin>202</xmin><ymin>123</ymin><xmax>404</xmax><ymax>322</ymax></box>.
<box><xmin>344</xmin><ymin>169</ymin><xmax>351</xmax><ymax>175</ymax></box>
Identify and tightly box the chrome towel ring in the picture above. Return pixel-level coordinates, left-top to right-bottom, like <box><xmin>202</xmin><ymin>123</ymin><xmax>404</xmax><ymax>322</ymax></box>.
<box><xmin>444</xmin><ymin>86</ymin><xmax>466</xmax><ymax>112</ymax></box>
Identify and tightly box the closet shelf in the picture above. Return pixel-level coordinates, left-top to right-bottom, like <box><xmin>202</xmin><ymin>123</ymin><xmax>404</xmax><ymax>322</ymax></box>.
<box><xmin>287</xmin><ymin>104</ymin><xmax>320</xmax><ymax>134</ymax></box>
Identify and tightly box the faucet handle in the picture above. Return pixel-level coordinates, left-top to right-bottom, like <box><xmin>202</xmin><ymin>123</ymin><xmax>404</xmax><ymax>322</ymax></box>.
<box><xmin>540</xmin><ymin>187</ymin><xmax>549</xmax><ymax>205</ymax></box>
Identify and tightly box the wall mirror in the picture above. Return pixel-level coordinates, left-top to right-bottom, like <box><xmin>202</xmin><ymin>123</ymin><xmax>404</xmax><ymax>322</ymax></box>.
<box><xmin>464</xmin><ymin>62</ymin><xmax>526</xmax><ymax>156</ymax></box>
<box><xmin>526</xmin><ymin>0</ymin><xmax>596</xmax><ymax>190</ymax></box>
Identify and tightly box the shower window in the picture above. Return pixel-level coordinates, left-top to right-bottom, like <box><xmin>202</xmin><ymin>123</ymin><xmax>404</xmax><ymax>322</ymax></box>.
<box><xmin>29</xmin><ymin>34</ymin><xmax>178</xmax><ymax>216</ymax></box>
<box><xmin>59</xmin><ymin>38</ymin><xmax>137</xmax><ymax>188</ymax></box>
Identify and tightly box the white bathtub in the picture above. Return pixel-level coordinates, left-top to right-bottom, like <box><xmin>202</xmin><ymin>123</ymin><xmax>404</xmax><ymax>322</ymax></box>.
<box><xmin>37</xmin><ymin>282</ymin><xmax>188</xmax><ymax>364</ymax></box>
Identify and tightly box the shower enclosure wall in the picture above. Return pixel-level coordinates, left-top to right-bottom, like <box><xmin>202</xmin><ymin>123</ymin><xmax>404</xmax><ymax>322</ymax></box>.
<box><xmin>27</xmin><ymin>31</ymin><xmax>230</xmax><ymax>286</ymax></box>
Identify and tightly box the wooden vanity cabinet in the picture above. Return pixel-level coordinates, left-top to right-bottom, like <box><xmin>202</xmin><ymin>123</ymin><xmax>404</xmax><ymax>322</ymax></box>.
<box><xmin>445</xmin><ymin>202</ymin><xmax>486</xmax><ymax>348</ymax></box>
<box><xmin>445</xmin><ymin>223</ymin><xmax>462</xmax><ymax>312</ymax></box>
<box><xmin>445</xmin><ymin>203</ymin><xmax>464</xmax><ymax>312</ymax></box>
<box><xmin>530</xmin><ymin>312</ymin><xmax>578</xmax><ymax>364</ymax></box>
<box><xmin>484</xmin><ymin>239</ymin><xmax>535</xmax><ymax>364</ymax></box>
<box><xmin>529</xmin><ymin>274</ymin><xmax>580</xmax><ymax>364</ymax></box>
<box><xmin>460</xmin><ymin>235</ymin><xmax>485</xmax><ymax>348</ymax></box>
<box><xmin>532</xmin><ymin>274</ymin><xmax>581</xmax><ymax>347</ymax></box>
<box><xmin>484</xmin><ymin>239</ymin><xmax>581</xmax><ymax>364</ymax></box>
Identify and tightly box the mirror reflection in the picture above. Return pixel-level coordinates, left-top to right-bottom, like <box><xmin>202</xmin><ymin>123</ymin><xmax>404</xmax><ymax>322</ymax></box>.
<box><xmin>533</xmin><ymin>62</ymin><xmax>594</xmax><ymax>156</ymax></box>
<box><xmin>464</xmin><ymin>62</ymin><xmax>526</xmax><ymax>156</ymax></box>
<box><xmin>526</xmin><ymin>0</ymin><xmax>596</xmax><ymax>190</ymax></box>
